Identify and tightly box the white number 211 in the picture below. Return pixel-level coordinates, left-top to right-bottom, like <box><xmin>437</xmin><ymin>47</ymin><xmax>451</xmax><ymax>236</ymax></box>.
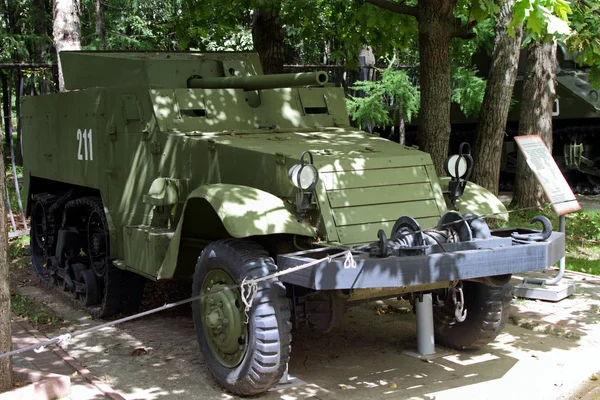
<box><xmin>77</xmin><ymin>129</ymin><xmax>93</xmax><ymax>161</ymax></box>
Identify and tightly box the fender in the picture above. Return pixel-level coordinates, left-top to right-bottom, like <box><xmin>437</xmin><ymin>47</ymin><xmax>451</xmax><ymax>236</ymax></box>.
<box><xmin>157</xmin><ymin>183</ymin><xmax>316</xmax><ymax>279</ymax></box>
<box><xmin>438</xmin><ymin>178</ymin><xmax>508</xmax><ymax>222</ymax></box>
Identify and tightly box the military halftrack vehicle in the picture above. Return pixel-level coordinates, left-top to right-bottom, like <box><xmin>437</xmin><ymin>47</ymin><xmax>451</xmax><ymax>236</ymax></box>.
<box><xmin>23</xmin><ymin>52</ymin><xmax>565</xmax><ymax>395</ymax></box>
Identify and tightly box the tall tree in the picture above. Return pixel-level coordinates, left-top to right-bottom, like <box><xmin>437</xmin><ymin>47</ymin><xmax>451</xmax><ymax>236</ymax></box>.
<box><xmin>53</xmin><ymin>0</ymin><xmax>81</xmax><ymax>91</ymax></box>
<box><xmin>0</xmin><ymin>119</ymin><xmax>11</xmax><ymax>391</ymax></box>
<box><xmin>512</xmin><ymin>40</ymin><xmax>557</xmax><ymax>207</ymax></box>
<box><xmin>32</xmin><ymin>0</ymin><xmax>50</xmax><ymax>62</ymax></box>
<box><xmin>95</xmin><ymin>0</ymin><xmax>105</xmax><ymax>49</ymax></box>
<box><xmin>471</xmin><ymin>0</ymin><xmax>523</xmax><ymax>194</ymax></box>
<box><xmin>364</xmin><ymin>0</ymin><xmax>484</xmax><ymax>175</ymax></box>
<box><xmin>252</xmin><ymin>1</ymin><xmax>285</xmax><ymax>74</ymax></box>
<box><xmin>510</xmin><ymin>0</ymin><xmax>570</xmax><ymax>207</ymax></box>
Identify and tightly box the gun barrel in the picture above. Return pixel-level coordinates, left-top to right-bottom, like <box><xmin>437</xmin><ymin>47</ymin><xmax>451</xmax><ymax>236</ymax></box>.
<box><xmin>188</xmin><ymin>71</ymin><xmax>328</xmax><ymax>91</ymax></box>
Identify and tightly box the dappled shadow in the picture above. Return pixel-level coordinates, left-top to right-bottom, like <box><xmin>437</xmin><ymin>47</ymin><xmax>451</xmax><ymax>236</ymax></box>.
<box><xmin>510</xmin><ymin>270</ymin><xmax>600</xmax><ymax>343</ymax></box>
<box><xmin>18</xmin><ymin>51</ymin><xmax>582</xmax><ymax>399</ymax></box>
<box><xmin>13</xmin><ymin>249</ymin><xmax>599</xmax><ymax>400</ymax></box>
<box><xmin>282</xmin><ymin>297</ymin><xmax>596</xmax><ymax>400</ymax></box>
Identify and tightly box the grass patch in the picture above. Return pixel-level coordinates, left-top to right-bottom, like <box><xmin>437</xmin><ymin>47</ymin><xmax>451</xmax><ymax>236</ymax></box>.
<box><xmin>5</xmin><ymin>164</ymin><xmax>25</xmax><ymax>216</ymax></box>
<box><xmin>8</xmin><ymin>235</ymin><xmax>29</xmax><ymax>260</ymax></box>
<box><xmin>10</xmin><ymin>294</ymin><xmax>63</xmax><ymax>328</ymax></box>
<box><xmin>504</xmin><ymin>207</ymin><xmax>600</xmax><ymax>275</ymax></box>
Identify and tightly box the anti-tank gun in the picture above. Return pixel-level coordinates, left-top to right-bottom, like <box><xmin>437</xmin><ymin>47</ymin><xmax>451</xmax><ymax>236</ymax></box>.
<box><xmin>21</xmin><ymin>51</ymin><xmax>566</xmax><ymax>396</ymax></box>
<box><xmin>187</xmin><ymin>71</ymin><xmax>329</xmax><ymax>90</ymax></box>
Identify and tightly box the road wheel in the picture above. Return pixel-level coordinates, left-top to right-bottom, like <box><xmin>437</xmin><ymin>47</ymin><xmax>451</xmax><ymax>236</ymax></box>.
<box><xmin>30</xmin><ymin>200</ymin><xmax>54</xmax><ymax>282</ymax></box>
<box><xmin>191</xmin><ymin>239</ymin><xmax>291</xmax><ymax>396</ymax></box>
<box><xmin>76</xmin><ymin>269</ymin><xmax>100</xmax><ymax>307</ymax></box>
<box><xmin>433</xmin><ymin>280</ymin><xmax>512</xmax><ymax>350</ymax></box>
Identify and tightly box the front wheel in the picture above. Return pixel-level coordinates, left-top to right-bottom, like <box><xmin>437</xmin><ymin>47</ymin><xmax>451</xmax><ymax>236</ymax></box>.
<box><xmin>191</xmin><ymin>239</ymin><xmax>291</xmax><ymax>395</ymax></box>
<box><xmin>433</xmin><ymin>280</ymin><xmax>512</xmax><ymax>350</ymax></box>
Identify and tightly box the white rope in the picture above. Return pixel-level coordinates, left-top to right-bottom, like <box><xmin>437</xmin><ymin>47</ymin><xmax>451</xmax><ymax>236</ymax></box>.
<box><xmin>343</xmin><ymin>251</ymin><xmax>357</xmax><ymax>269</ymax></box>
<box><xmin>0</xmin><ymin>249</ymin><xmax>356</xmax><ymax>360</ymax></box>
<box><xmin>238</xmin><ymin>250</ymin><xmax>353</xmax><ymax>314</ymax></box>
<box><xmin>1</xmin><ymin>198</ymin><xmax>575</xmax><ymax>361</ymax></box>
<box><xmin>240</xmin><ymin>277</ymin><xmax>258</xmax><ymax>323</ymax></box>
<box><xmin>33</xmin><ymin>333</ymin><xmax>71</xmax><ymax>353</ymax></box>
<box><xmin>250</xmin><ymin>250</ymin><xmax>351</xmax><ymax>284</ymax></box>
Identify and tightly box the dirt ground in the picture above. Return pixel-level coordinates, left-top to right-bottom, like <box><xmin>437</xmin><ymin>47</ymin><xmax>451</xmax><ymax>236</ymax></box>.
<box><xmin>10</xmin><ymin>263</ymin><xmax>600</xmax><ymax>400</ymax></box>
<box><xmin>7</xmin><ymin>194</ymin><xmax>600</xmax><ymax>400</ymax></box>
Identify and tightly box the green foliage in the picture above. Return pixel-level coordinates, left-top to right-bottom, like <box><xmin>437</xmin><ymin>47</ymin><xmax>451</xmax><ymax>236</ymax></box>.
<box><xmin>283</xmin><ymin>0</ymin><xmax>417</xmax><ymax>66</ymax></box>
<box><xmin>451</xmin><ymin>67</ymin><xmax>487</xmax><ymax>118</ymax></box>
<box><xmin>456</xmin><ymin>0</ymin><xmax>500</xmax><ymax>23</ymax></box>
<box><xmin>346</xmin><ymin>85</ymin><xmax>393</xmax><ymax>130</ymax></box>
<box><xmin>10</xmin><ymin>294</ymin><xmax>62</xmax><ymax>327</ymax></box>
<box><xmin>510</xmin><ymin>0</ymin><xmax>572</xmax><ymax>41</ymax></box>
<box><xmin>0</xmin><ymin>0</ymin><xmax>53</xmax><ymax>62</ymax></box>
<box><xmin>8</xmin><ymin>236</ymin><xmax>29</xmax><ymax>260</ymax></box>
<box><xmin>346</xmin><ymin>61</ymin><xmax>420</xmax><ymax>131</ymax></box>
<box><xmin>567</xmin><ymin>1</ymin><xmax>600</xmax><ymax>88</ymax></box>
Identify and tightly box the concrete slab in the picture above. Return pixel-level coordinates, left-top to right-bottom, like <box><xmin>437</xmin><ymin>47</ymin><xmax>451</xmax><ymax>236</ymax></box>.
<box><xmin>11</xmin><ymin>317</ymin><xmax>118</xmax><ymax>400</ymax></box>
<box><xmin>513</xmin><ymin>282</ymin><xmax>577</xmax><ymax>301</ymax></box>
<box><xmin>0</xmin><ymin>368</ymin><xmax>71</xmax><ymax>400</ymax></box>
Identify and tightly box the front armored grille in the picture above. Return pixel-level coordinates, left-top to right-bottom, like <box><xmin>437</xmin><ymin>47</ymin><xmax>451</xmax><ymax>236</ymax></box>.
<box><xmin>321</xmin><ymin>166</ymin><xmax>443</xmax><ymax>245</ymax></box>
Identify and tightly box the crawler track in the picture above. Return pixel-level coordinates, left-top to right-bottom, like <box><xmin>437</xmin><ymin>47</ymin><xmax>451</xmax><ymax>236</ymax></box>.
<box><xmin>31</xmin><ymin>194</ymin><xmax>144</xmax><ymax>319</ymax></box>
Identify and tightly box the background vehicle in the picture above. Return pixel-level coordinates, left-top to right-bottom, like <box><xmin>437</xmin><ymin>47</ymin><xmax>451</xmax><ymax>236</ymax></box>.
<box><xmin>450</xmin><ymin>44</ymin><xmax>600</xmax><ymax>192</ymax></box>
<box><xmin>23</xmin><ymin>51</ymin><xmax>564</xmax><ymax>395</ymax></box>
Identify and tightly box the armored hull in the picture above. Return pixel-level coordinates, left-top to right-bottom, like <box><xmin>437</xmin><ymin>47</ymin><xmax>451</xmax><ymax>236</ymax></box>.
<box><xmin>23</xmin><ymin>51</ymin><xmax>564</xmax><ymax>395</ymax></box>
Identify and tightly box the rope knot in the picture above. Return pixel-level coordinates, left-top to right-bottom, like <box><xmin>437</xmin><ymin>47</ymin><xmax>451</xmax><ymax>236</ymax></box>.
<box><xmin>240</xmin><ymin>277</ymin><xmax>258</xmax><ymax>324</ymax></box>
<box><xmin>57</xmin><ymin>333</ymin><xmax>72</xmax><ymax>347</ymax></box>
<box><xmin>343</xmin><ymin>251</ymin><xmax>357</xmax><ymax>269</ymax></box>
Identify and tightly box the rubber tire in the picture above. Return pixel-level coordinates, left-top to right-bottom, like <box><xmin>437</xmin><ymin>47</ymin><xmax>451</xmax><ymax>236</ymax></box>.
<box><xmin>78</xmin><ymin>269</ymin><xmax>99</xmax><ymax>307</ymax></box>
<box><xmin>95</xmin><ymin>265</ymin><xmax>146</xmax><ymax>318</ymax></box>
<box><xmin>433</xmin><ymin>280</ymin><xmax>512</xmax><ymax>350</ymax></box>
<box><xmin>191</xmin><ymin>239</ymin><xmax>292</xmax><ymax>396</ymax></box>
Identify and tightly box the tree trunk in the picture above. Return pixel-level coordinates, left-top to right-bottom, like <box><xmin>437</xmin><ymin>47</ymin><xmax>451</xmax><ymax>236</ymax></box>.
<box><xmin>513</xmin><ymin>40</ymin><xmax>557</xmax><ymax>208</ymax></box>
<box><xmin>32</xmin><ymin>0</ymin><xmax>49</xmax><ymax>62</ymax></box>
<box><xmin>0</xmin><ymin>107</ymin><xmax>11</xmax><ymax>392</ymax></box>
<box><xmin>396</xmin><ymin>108</ymin><xmax>406</xmax><ymax>145</ymax></box>
<box><xmin>95</xmin><ymin>0</ymin><xmax>105</xmax><ymax>49</ymax></box>
<box><xmin>252</xmin><ymin>2</ymin><xmax>284</xmax><ymax>74</ymax></box>
<box><xmin>1</xmin><ymin>71</ymin><xmax>11</xmax><ymax>150</ymax></box>
<box><xmin>416</xmin><ymin>0</ymin><xmax>456</xmax><ymax>175</ymax></box>
<box><xmin>471</xmin><ymin>0</ymin><xmax>523</xmax><ymax>195</ymax></box>
<box><xmin>15</xmin><ymin>72</ymin><xmax>23</xmax><ymax>166</ymax></box>
<box><xmin>53</xmin><ymin>0</ymin><xmax>81</xmax><ymax>91</ymax></box>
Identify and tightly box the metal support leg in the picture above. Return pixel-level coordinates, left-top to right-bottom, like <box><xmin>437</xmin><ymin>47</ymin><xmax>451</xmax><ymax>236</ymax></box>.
<box><xmin>404</xmin><ymin>293</ymin><xmax>450</xmax><ymax>360</ymax></box>
<box><xmin>415</xmin><ymin>293</ymin><xmax>435</xmax><ymax>355</ymax></box>
<box><xmin>270</xmin><ymin>363</ymin><xmax>306</xmax><ymax>391</ymax></box>
<box><xmin>514</xmin><ymin>215</ymin><xmax>575</xmax><ymax>301</ymax></box>
<box><xmin>523</xmin><ymin>215</ymin><xmax>566</xmax><ymax>286</ymax></box>
<box><xmin>279</xmin><ymin>363</ymin><xmax>289</xmax><ymax>384</ymax></box>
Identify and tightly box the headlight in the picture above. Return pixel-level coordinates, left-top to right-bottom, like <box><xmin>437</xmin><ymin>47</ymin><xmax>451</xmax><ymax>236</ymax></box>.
<box><xmin>288</xmin><ymin>164</ymin><xmax>318</xmax><ymax>189</ymax></box>
<box><xmin>445</xmin><ymin>154</ymin><xmax>468</xmax><ymax>178</ymax></box>
<box><xmin>288</xmin><ymin>151</ymin><xmax>319</xmax><ymax>190</ymax></box>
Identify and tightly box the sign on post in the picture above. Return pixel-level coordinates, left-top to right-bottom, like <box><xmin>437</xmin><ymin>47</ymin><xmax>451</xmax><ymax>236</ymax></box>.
<box><xmin>514</xmin><ymin>135</ymin><xmax>581</xmax><ymax>215</ymax></box>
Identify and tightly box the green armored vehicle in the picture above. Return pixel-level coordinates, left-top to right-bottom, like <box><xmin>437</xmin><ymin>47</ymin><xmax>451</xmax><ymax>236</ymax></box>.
<box><xmin>23</xmin><ymin>52</ymin><xmax>564</xmax><ymax>395</ymax></box>
<box><xmin>450</xmin><ymin>44</ymin><xmax>600</xmax><ymax>191</ymax></box>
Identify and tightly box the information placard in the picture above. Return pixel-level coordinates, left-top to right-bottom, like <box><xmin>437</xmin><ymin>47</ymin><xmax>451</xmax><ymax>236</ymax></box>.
<box><xmin>514</xmin><ymin>135</ymin><xmax>581</xmax><ymax>215</ymax></box>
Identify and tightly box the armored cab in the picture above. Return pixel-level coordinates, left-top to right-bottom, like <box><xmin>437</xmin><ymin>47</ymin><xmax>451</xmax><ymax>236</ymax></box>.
<box><xmin>23</xmin><ymin>52</ymin><xmax>565</xmax><ymax>395</ymax></box>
